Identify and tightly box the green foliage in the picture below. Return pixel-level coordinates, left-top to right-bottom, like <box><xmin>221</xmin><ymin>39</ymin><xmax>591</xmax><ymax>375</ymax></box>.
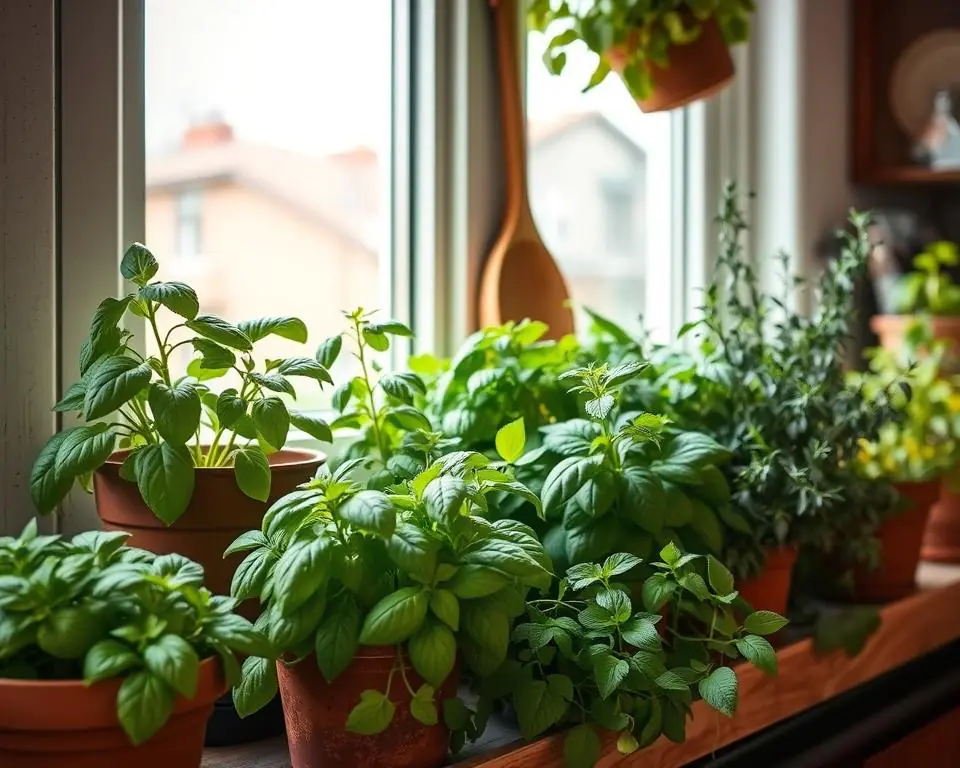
<box><xmin>506</xmin><ymin>548</ymin><xmax>784</xmax><ymax>766</ymax></box>
<box><xmin>229</xmin><ymin>435</ymin><xmax>552</xmax><ymax>741</ymax></box>
<box><xmin>894</xmin><ymin>241</ymin><xmax>960</xmax><ymax>315</ymax></box>
<box><xmin>528</xmin><ymin>0</ymin><xmax>755</xmax><ymax>101</ymax></box>
<box><xmin>0</xmin><ymin>520</ymin><xmax>267</xmax><ymax>745</ymax></box>
<box><xmin>32</xmin><ymin>242</ymin><xmax>329</xmax><ymax>524</ymax></box>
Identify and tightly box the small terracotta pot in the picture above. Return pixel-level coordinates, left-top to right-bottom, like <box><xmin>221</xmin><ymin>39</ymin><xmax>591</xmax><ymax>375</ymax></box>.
<box><xmin>922</xmin><ymin>473</ymin><xmax>960</xmax><ymax>563</ymax></box>
<box><xmin>736</xmin><ymin>545</ymin><xmax>797</xmax><ymax>617</ymax></box>
<box><xmin>855</xmin><ymin>479</ymin><xmax>941</xmax><ymax>601</ymax></box>
<box><xmin>607</xmin><ymin>16</ymin><xmax>735</xmax><ymax>113</ymax></box>
<box><xmin>94</xmin><ymin>448</ymin><xmax>325</xmax><ymax>606</ymax></box>
<box><xmin>278</xmin><ymin>647</ymin><xmax>458</xmax><ymax>768</ymax></box>
<box><xmin>0</xmin><ymin>657</ymin><xmax>224</xmax><ymax>768</ymax></box>
<box><xmin>870</xmin><ymin>315</ymin><xmax>960</xmax><ymax>373</ymax></box>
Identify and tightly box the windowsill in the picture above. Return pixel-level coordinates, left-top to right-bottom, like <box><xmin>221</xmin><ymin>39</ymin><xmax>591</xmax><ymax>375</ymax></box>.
<box><xmin>202</xmin><ymin>563</ymin><xmax>960</xmax><ymax>768</ymax></box>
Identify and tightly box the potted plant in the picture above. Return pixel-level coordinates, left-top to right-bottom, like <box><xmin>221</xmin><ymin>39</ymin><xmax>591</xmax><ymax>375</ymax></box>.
<box><xmin>500</xmin><ymin>545</ymin><xmax>786</xmax><ymax>766</ymax></box>
<box><xmin>529</xmin><ymin>0</ymin><xmax>755</xmax><ymax>113</ymax></box>
<box><xmin>230</xmin><ymin>422</ymin><xmax>552</xmax><ymax>768</ymax></box>
<box><xmin>29</xmin><ymin>243</ymin><xmax>328</xmax><ymax>600</ymax></box>
<box><xmin>850</xmin><ymin>320</ymin><xmax>960</xmax><ymax>600</ymax></box>
<box><xmin>0</xmin><ymin>520</ymin><xmax>270</xmax><ymax>767</ymax></box>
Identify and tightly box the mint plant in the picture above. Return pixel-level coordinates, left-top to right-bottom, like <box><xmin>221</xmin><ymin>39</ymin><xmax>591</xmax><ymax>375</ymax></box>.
<box><xmin>522</xmin><ymin>363</ymin><xmax>745</xmax><ymax>572</ymax></box>
<box><xmin>0</xmin><ymin>520</ymin><xmax>270</xmax><ymax>745</ymax></box>
<box><xmin>230</xmin><ymin>422</ymin><xmax>552</xmax><ymax>741</ymax></box>
<box><xmin>507</xmin><ymin>546</ymin><xmax>786</xmax><ymax>767</ymax></box>
<box><xmin>30</xmin><ymin>243</ymin><xmax>331</xmax><ymax>524</ymax></box>
<box><xmin>895</xmin><ymin>241</ymin><xmax>960</xmax><ymax>315</ymax></box>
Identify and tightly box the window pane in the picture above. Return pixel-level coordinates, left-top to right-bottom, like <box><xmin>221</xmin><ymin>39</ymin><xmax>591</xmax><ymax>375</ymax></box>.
<box><xmin>527</xmin><ymin>28</ymin><xmax>677</xmax><ymax>340</ymax></box>
<box><xmin>144</xmin><ymin>0</ymin><xmax>392</xmax><ymax>410</ymax></box>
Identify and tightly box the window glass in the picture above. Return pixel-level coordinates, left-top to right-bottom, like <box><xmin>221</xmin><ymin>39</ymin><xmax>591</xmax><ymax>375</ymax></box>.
<box><xmin>527</xmin><ymin>26</ymin><xmax>678</xmax><ymax>340</ymax></box>
<box><xmin>144</xmin><ymin>0</ymin><xmax>393</xmax><ymax>410</ymax></box>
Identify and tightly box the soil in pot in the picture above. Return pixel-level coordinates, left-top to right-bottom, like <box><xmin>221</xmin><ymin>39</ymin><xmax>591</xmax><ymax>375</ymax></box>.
<box><xmin>855</xmin><ymin>479</ymin><xmax>941</xmax><ymax>601</ymax></box>
<box><xmin>0</xmin><ymin>657</ymin><xmax>224</xmax><ymax>768</ymax></box>
<box><xmin>922</xmin><ymin>473</ymin><xmax>960</xmax><ymax>563</ymax></box>
<box><xmin>736</xmin><ymin>545</ymin><xmax>797</xmax><ymax>617</ymax></box>
<box><xmin>607</xmin><ymin>16</ymin><xmax>735</xmax><ymax>113</ymax></box>
<box><xmin>278</xmin><ymin>647</ymin><xmax>459</xmax><ymax>768</ymax></box>
<box><xmin>94</xmin><ymin>448</ymin><xmax>325</xmax><ymax>603</ymax></box>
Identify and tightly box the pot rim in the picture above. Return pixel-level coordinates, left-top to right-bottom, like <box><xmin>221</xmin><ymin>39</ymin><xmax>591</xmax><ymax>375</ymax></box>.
<box><xmin>100</xmin><ymin>447</ymin><xmax>327</xmax><ymax>474</ymax></box>
<box><xmin>0</xmin><ymin>655</ymin><xmax>220</xmax><ymax>690</ymax></box>
<box><xmin>870</xmin><ymin>313</ymin><xmax>960</xmax><ymax>329</ymax></box>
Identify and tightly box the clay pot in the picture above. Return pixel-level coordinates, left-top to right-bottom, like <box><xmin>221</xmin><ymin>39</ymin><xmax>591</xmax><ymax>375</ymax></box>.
<box><xmin>278</xmin><ymin>648</ymin><xmax>458</xmax><ymax>768</ymax></box>
<box><xmin>870</xmin><ymin>315</ymin><xmax>960</xmax><ymax>373</ymax></box>
<box><xmin>0</xmin><ymin>657</ymin><xmax>224</xmax><ymax>768</ymax></box>
<box><xmin>94</xmin><ymin>448</ymin><xmax>325</xmax><ymax>604</ymax></box>
<box><xmin>736</xmin><ymin>545</ymin><xmax>797</xmax><ymax>616</ymax></box>
<box><xmin>607</xmin><ymin>16</ymin><xmax>735</xmax><ymax>113</ymax></box>
<box><xmin>855</xmin><ymin>479</ymin><xmax>941</xmax><ymax>601</ymax></box>
<box><xmin>922</xmin><ymin>472</ymin><xmax>960</xmax><ymax>563</ymax></box>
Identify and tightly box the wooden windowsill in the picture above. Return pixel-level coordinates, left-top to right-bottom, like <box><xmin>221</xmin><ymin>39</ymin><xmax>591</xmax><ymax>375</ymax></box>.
<box><xmin>203</xmin><ymin>562</ymin><xmax>960</xmax><ymax>768</ymax></box>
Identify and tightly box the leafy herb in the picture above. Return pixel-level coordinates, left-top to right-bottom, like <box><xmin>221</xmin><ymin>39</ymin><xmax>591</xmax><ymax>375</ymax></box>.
<box><xmin>894</xmin><ymin>241</ymin><xmax>960</xmax><ymax>315</ymax></box>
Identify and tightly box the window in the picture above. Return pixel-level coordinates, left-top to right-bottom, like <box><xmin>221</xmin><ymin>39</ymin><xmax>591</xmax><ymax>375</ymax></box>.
<box><xmin>526</xmin><ymin>24</ymin><xmax>680</xmax><ymax>340</ymax></box>
<box><xmin>144</xmin><ymin>0</ymin><xmax>394</xmax><ymax>410</ymax></box>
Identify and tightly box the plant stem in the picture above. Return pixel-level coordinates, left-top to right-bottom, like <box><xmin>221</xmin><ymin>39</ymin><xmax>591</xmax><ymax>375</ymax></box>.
<box><xmin>146</xmin><ymin>303</ymin><xmax>172</xmax><ymax>386</ymax></box>
<box><xmin>353</xmin><ymin>319</ymin><xmax>387</xmax><ymax>463</ymax></box>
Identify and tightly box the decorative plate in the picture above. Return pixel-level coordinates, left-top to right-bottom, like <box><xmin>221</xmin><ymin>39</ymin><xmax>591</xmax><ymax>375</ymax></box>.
<box><xmin>889</xmin><ymin>30</ymin><xmax>960</xmax><ymax>137</ymax></box>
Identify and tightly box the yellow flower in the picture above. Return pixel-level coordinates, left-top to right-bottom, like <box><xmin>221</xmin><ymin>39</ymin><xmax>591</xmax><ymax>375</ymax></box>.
<box><xmin>947</xmin><ymin>393</ymin><xmax>960</xmax><ymax>413</ymax></box>
<box><xmin>904</xmin><ymin>435</ymin><xmax>921</xmax><ymax>461</ymax></box>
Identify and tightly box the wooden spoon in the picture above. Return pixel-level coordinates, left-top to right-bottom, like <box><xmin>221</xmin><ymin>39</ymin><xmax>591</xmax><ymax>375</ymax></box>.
<box><xmin>478</xmin><ymin>0</ymin><xmax>575</xmax><ymax>339</ymax></box>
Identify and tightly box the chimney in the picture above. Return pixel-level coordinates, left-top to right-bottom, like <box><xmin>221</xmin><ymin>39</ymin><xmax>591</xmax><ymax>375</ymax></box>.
<box><xmin>182</xmin><ymin>111</ymin><xmax>234</xmax><ymax>149</ymax></box>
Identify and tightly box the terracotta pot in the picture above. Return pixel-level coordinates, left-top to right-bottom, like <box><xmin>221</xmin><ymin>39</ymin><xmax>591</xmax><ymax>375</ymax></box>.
<box><xmin>736</xmin><ymin>545</ymin><xmax>797</xmax><ymax>617</ymax></box>
<box><xmin>922</xmin><ymin>472</ymin><xmax>960</xmax><ymax>563</ymax></box>
<box><xmin>607</xmin><ymin>16</ymin><xmax>735</xmax><ymax>113</ymax></box>
<box><xmin>0</xmin><ymin>657</ymin><xmax>224</xmax><ymax>768</ymax></box>
<box><xmin>870</xmin><ymin>315</ymin><xmax>960</xmax><ymax>373</ymax></box>
<box><xmin>94</xmin><ymin>448</ymin><xmax>325</xmax><ymax>604</ymax></box>
<box><xmin>278</xmin><ymin>647</ymin><xmax>458</xmax><ymax>768</ymax></box>
<box><xmin>855</xmin><ymin>479</ymin><xmax>941</xmax><ymax>601</ymax></box>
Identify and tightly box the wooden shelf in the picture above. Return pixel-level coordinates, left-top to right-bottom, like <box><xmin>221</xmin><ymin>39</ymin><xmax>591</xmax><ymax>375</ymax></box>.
<box><xmin>203</xmin><ymin>563</ymin><xmax>960</xmax><ymax>768</ymax></box>
<box><xmin>858</xmin><ymin>166</ymin><xmax>960</xmax><ymax>186</ymax></box>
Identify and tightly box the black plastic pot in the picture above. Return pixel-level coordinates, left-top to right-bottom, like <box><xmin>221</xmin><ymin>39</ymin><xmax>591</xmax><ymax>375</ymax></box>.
<box><xmin>204</xmin><ymin>691</ymin><xmax>285</xmax><ymax>747</ymax></box>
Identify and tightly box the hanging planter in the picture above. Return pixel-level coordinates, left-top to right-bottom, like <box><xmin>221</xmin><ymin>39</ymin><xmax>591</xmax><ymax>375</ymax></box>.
<box><xmin>530</xmin><ymin>0</ymin><xmax>753</xmax><ymax>114</ymax></box>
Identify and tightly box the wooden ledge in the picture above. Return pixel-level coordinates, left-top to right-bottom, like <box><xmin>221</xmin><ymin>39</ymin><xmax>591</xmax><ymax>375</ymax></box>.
<box><xmin>203</xmin><ymin>564</ymin><xmax>960</xmax><ymax>768</ymax></box>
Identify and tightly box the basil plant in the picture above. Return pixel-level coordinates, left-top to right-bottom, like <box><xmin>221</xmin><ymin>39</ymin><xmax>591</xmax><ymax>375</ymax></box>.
<box><xmin>0</xmin><ymin>520</ymin><xmax>270</xmax><ymax>745</ymax></box>
<box><xmin>230</xmin><ymin>421</ymin><xmax>552</xmax><ymax>746</ymax></box>
<box><xmin>31</xmin><ymin>243</ymin><xmax>332</xmax><ymax>524</ymax></box>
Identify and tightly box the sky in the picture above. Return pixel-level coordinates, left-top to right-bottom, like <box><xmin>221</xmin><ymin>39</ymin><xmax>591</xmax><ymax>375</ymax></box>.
<box><xmin>144</xmin><ymin>0</ymin><xmax>671</xmax><ymax>158</ymax></box>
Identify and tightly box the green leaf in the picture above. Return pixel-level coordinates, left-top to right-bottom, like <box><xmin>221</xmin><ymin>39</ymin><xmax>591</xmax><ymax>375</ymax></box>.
<box><xmin>368</xmin><ymin>319</ymin><xmax>414</xmax><ymax>337</ymax></box>
<box><xmin>315</xmin><ymin>334</ymin><xmax>343</xmax><ymax>369</ymax></box>
<box><xmin>233</xmin><ymin>655</ymin><xmax>279</xmax><ymax>718</ymax></box>
<box><xmin>707</xmin><ymin>555</ymin><xmax>735</xmax><ymax>596</ymax></box>
<box><xmin>660</xmin><ymin>431</ymin><xmax>731</xmax><ymax>469</ymax></box>
<box><xmin>249</xmin><ymin>372</ymin><xmax>296</xmax><ymax>397</ymax></box>
<box><xmin>621</xmin><ymin>616</ymin><xmax>661</xmax><ymax>651</ymax></box>
<box><xmin>30</xmin><ymin>431</ymin><xmax>78</xmax><ymax>514</ymax></box>
<box><xmin>331</xmin><ymin>381</ymin><xmax>352</xmax><ymax>412</ymax></box>
<box><xmin>83</xmin><ymin>639</ymin><xmax>140</xmax><ymax>683</ymax></box>
<box><xmin>273</xmin><ymin>539</ymin><xmax>333</xmax><ymax>614</ymax></box>
<box><xmin>362</xmin><ymin>327</ymin><xmax>390</xmax><ymax>352</ymax></box>
<box><xmin>277</xmin><ymin>356</ymin><xmax>332</xmax><ymax>385</ymax></box>
<box><xmin>513</xmin><ymin>677</ymin><xmax>569</xmax><ymax>741</ymax></box>
<box><xmin>495</xmin><ymin>417</ymin><xmax>526</xmax><ymax>463</ymax></box>
<box><xmin>386</xmin><ymin>405</ymin><xmax>432</xmax><ymax>431</ymax></box>
<box><xmin>120</xmin><ymin>243</ymin><xmax>159</xmax><ymax>286</ymax></box>
<box><xmin>541</xmin><ymin>456</ymin><xmax>600</xmax><ymax>517</ymax></box>
<box><xmin>689</xmin><ymin>499</ymin><xmax>724</xmax><ymax>553</ymax></box>
<box><xmin>541</xmin><ymin>419</ymin><xmax>601</xmax><ymax>456</ymax></box>
<box><xmin>238</xmin><ymin>316</ymin><xmax>308</xmax><ymax>344</ymax></box>
<box><xmin>288</xmin><ymin>411</ymin><xmax>332</xmax><ymax>443</ymax></box>
<box><xmin>186</xmin><ymin>314</ymin><xmax>253</xmax><ymax>351</ymax></box>
<box><xmin>346</xmin><ymin>689</ymin><xmax>396</xmax><ymax>735</ymax></box>
<box><xmin>231</xmin><ymin>547</ymin><xmax>277</xmax><ymax>600</ymax></box>
<box><xmin>461</xmin><ymin>538</ymin><xmax>550</xmax><ymax>583</ymax></box>
<box><xmin>593</xmin><ymin>654</ymin><xmax>630</xmax><ymax>699</ymax></box>
<box><xmin>429</xmin><ymin>588</ymin><xmax>460</xmax><ymax>631</ymax></box>
<box><xmin>234</xmin><ymin>446</ymin><xmax>271</xmax><ymax>502</ymax></box>
<box><xmin>443</xmin><ymin>697</ymin><xmax>471</xmax><ymax>731</ymax></box>
<box><xmin>55</xmin><ymin>423</ymin><xmax>116</xmax><ymax>479</ymax></box>
<box><xmin>133</xmin><ymin>442</ymin><xmax>195</xmax><ymax>524</ymax></box>
<box><xmin>641</xmin><ymin>573</ymin><xmax>676</xmax><ymax>612</ymax></box>
<box><xmin>424</xmin><ymin>476</ymin><xmax>468</xmax><ymax>524</ymax></box>
<box><xmin>447</xmin><ymin>564</ymin><xmax>509</xmax><ymax>599</ymax></box>
<box><xmin>314</xmin><ymin>594</ymin><xmax>361</xmax><ymax>682</ymax></box>
<box><xmin>148</xmin><ymin>380</ymin><xmax>201</xmax><ymax>444</ymax></box>
<box><xmin>410</xmin><ymin>684</ymin><xmax>438</xmax><ymax>726</ymax></box>
<box><xmin>117</xmin><ymin>671</ymin><xmax>175</xmax><ymax>745</ymax></box>
<box><xmin>385</xmin><ymin>523</ymin><xmax>438</xmax><ymax>583</ymax></box>
<box><xmin>216</xmin><ymin>389</ymin><xmax>246</xmax><ymax>428</ymax></box>
<box><xmin>576</xmin><ymin>471</ymin><xmax>616</xmax><ymax>519</ymax></box>
<box><xmin>224</xmin><ymin>529</ymin><xmax>268</xmax><ymax>557</ymax></box>
<box><xmin>339</xmin><ymin>490</ymin><xmax>396</xmax><ymax>537</ymax></box>
<box><xmin>744</xmin><ymin>610</ymin><xmax>789</xmax><ymax>636</ymax></box>
<box><xmin>409</xmin><ymin>619</ymin><xmax>457</xmax><ymax>686</ymax></box>
<box><xmin>251</xmin><ymin>397</ymin><xmax>290</xmax><ymax>451</ymax></box>
<box><xmin>359</xmin><ymin>586</ymin><xmax>429</xmax><ymax>645</ymax></box>
<box><xmin>83</xmin><ymin>356</ymin><xmax>153</xmax><ymax>420</ymax></box>
<box><xmin>564</xmin><ymin>723</ymin><xmax>601</xmax><ymax>768</ymax></box>
<box><xmin>192</xmin><ymin>338</ymin><xmax>236</xmax><ymax>369</ymax></box>
<box><xmin>461</xmin><ymin>602</ymin><xmax>510</xmax><ymax>675</ymax></box>
<box><xmin>698</xmin><ymin>666</ymin><xmax>738</xmax><ymax>717</ymax></box>
<box><xmin>602</xmin><ymin>552</ymin><xmax>643</xmax><ymax>577</ymax></box>
<box><xmin>54</xmin><ymin>380</ymin><xmax>87</xmax><ymax>412</ymax></box>
<box><xmin>735</xmin><ymin>635</ymin><xmax>778</xmax><ymax>676</ymax></box>
<box><xmin>654</xmin><ymin>670</ymin><xmax>689</xmax><ymax>692</ymax></box>
<box><xmin>143</xmin><ymin>633</ymin><xmax>200</xmax><ymax>698</ymax></box>
<box><xmin>139</xmin><ymin>281</ymin><xmax>199</xmax><ymax>319</ymax></box>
